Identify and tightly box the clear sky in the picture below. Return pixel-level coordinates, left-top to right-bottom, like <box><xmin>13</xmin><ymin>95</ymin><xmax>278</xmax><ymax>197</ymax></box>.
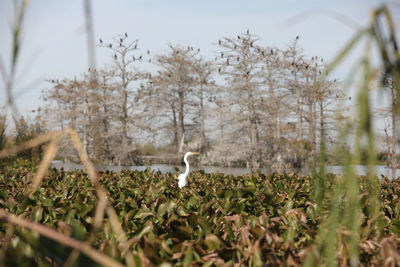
<box><xmin>0</xmin><ymin>0</ymin><xmax>399</xmax><ymax>119</ymax></box>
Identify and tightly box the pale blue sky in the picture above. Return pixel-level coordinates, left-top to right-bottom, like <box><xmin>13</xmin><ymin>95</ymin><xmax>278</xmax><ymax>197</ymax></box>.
<box><xmin>0</xmin><ymin>0</ymin><xmax>399</xmax><ymax>118</ymax></box>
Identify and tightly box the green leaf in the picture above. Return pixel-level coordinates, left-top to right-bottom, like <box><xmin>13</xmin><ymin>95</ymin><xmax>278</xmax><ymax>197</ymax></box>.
<box><xmin>224</xmin><ymin>190</ymin><xmax>233</xmax><ymax>202</ymax></box>
<box><xmin>136</xmin><ymin>224</ymin><xmax>152</xmax><ymax>239</ymax></box>
<box><xmin>31</xmin><ymin>206</ymin><xmax>43</xmax><ymax>222</ymax></box>
<box><xmin>392</xmin><ymin>219</ymin><xmax>400</xmax><ymax>234</ymax></box>
<box><xmin>188</xmin><ymin>213</ymin><xmax>199</xmax><ymax>228</ymax></box>
<box><xmin>176</xmin><ymin>206</ymin><xmax>189</xmax><ymax>217</ymax></box>
<box><xmin>198</xmin><ymin>216</ymin><xmax>211</xmax><ymax>235</ymax></box>
<box><xmin>134</xmin><ymin>209</ymin><xmax>153</xmax><ymax>219</ymax></box>
<box><xmin>65</xmin><ymin>209</ymin><xmax>76</xmax><ymax>224</ymax></box>
<box><xmin>157</xmin><ymin>201</ymin><xmax>175</xmax><ymax>217</ymax></box>
<box><xmin>0</xmin><ymin>189</ymin><xmax>8</xmax><ymax>199</ymax></box>
<box><xmin>183</xmin><ymin>246</ymin><xmax>193</xmax><ymax>267</ymax></box>
<box><xmin>71</xmin><ymin>220</ymin><xmax>87</xmax><ymax>241</ymax></box>
<box><xmin>78</xmin><ymin>204</ymin><xmax>93</xmax><ymax>218</ymax></box>
<box><xmin>205</xmin><ymin>234</ymin><xmax>223</xmax><ymax>251</ymax></box>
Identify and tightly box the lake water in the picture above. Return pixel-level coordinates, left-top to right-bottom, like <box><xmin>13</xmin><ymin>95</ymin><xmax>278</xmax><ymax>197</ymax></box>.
<box><xmin>324</xmin><ymin>165</ymin><xmax>399</xmax><ymax>179</ymax></box>
<box><xmin>50</xmin><ymin>161</ymin><xmax>400</xmax><ymax>179</ymax></box>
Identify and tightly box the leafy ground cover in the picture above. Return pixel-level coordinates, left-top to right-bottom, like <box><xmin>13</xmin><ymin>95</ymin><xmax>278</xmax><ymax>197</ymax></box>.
<box><xmin>0</xmin><ymin>159</ymin><xmax>400</xmax><ymax>266</ymax></box>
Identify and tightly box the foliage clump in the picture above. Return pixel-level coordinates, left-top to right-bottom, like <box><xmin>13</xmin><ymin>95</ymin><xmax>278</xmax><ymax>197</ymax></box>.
<box><xmin>0</xmin><ymin>160</ymin><xmax>399</xmax><ymax>266</ymax></box>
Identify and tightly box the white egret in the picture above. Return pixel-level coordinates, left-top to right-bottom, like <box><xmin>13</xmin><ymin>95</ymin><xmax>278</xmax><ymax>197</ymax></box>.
<box><xmin>178</xmin><ymin>152</ymin><xmax>199</xmax><ymax>188</ymax></box>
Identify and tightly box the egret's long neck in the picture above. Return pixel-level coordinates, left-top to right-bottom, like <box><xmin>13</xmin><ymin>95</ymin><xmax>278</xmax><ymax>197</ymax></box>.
<box><xmin>183</xmin><ymin>155</ymin><xmax>190</xmax><ymax>176</ymax></box>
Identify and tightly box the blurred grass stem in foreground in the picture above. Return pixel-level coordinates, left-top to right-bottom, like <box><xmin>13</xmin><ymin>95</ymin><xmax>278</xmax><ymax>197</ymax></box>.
<box><xmin>306</xmin><ymin>5</ymin><xmax>399</xmax><ymax>266</ymax></box>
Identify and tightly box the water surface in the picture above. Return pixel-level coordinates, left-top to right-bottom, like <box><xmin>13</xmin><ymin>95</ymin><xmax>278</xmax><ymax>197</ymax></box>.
<box><xmin>51</xmin><ymin>161</ymin><xmax>400</xmax><ymax>179</ymax></box>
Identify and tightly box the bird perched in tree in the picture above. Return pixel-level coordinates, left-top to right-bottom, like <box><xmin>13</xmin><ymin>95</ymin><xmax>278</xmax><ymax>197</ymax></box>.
<box><xmin>178</xmin><ymin>152</ymin><xmax>199</xmax><ymax>188</ymax></box>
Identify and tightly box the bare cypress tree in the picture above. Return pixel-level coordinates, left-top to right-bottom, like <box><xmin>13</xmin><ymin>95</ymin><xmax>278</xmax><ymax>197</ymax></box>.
<box><xmin>44</xmin><ymin>79</ymin><xmax>80</xmax><ymax>130</ymax></box>
<box><xmin>141</xmin><ymin>45</ymin><xmax>198</xmax><ymax>152</ymax></box>
<box><xmin>297</xmin><ymin>55</ymin><xmax>343</xmax><ymax>161</ymax></box>
<box><xmin>95</xmin><ymin>68</ymin><xmax>117</xmax><ymax>160</ymax></box>
<box><xmin>257</xmin><ymin>46</ymin><xmax>289</xmax><ymax>169</ymax></box>
<box><xmin>281</xmin><ymin>38</ymin><xmax>309</xmax><ymax>166</ymax></box>
<box><xmin>99</xmin><ymin>34</ymin><xmax>141</xmax><ymax>163</ymax></box>
<box><xmin>43</xmin><ymin>78</ymin><xmax>83</xmax><ymax>160</ymax></box>
<box><xmin>217</xmin><ymin>31</ymin><xmax>263</xmax><ymax>171</ymax></box>
<box><xmin>303</xmin><ymin>57</ymin><xmax>317</xmax><ymax>156</ymax></box>
<box><xmin>43</xmin><ymin>72</ymin><xmax>115</xmax><ymax>162</ymax></box>
<box><xmin>377</xmin><ymin>75</ymin><xmax>398</xmax><ymax>171</ymax></box>
<box><xmin>191</xmin><ymin>56</ymin><xmax>215</xmax><ymax>152</ymax></box>
<box><xmin>285</xmin><ymin>39</ymin><xmax>305</xmax><ymax>142</ymax></box>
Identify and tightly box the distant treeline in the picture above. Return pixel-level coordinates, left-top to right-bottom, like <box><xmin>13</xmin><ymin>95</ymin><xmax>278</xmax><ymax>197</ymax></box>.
<box><xmin>35</xmin><ymin>31</ymin><xmax>348</xmax><ymax>169</ymax></box>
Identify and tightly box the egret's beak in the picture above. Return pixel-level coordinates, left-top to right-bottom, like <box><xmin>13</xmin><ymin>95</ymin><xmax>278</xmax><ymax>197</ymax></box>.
<box><xmin>190</xmin><ymin>152</ymin><xmax>199</xmax><ymax>155</ymax></box>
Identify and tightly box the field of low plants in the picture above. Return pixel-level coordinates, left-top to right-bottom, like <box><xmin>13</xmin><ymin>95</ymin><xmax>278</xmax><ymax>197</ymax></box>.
<box><xmin>0</xmin><ymin>159</ymin><xmax>400</xmax><ymax>266</ymax></box>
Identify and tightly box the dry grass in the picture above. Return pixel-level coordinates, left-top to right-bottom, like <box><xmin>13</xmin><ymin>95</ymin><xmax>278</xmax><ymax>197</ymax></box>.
<box><xmin>0</xmin><ymin>128</ymin><xmax>137</xmax><ymax>266</ymax></box>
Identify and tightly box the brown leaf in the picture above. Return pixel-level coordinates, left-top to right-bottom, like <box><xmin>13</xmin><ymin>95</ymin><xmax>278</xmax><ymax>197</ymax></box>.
<box><xmin>172</xmin><ymin>252</ymin><xmax>183</xmax><ymax>260</ymax></box>
<box><xmin>137</xmin><ymin>252</ymin><xmax>152</xmax><ymax>267</ymax></box>
<box><xmin>286</xmin><ymin>254</ymin><xmax>300</xmax><ymax>267</ymax></box>
<box><xmin>360</xmin><ymin>240</ymin><xmax>380</xmax><ymax>255</ymax></box>
<box><xmin>380</xmin><ymin>236</ymin><xmax>400</xmax><ymax>266</ymax></box>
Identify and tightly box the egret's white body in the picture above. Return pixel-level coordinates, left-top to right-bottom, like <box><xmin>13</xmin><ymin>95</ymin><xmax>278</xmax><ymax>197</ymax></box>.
<box><xmin>178</xmin><ymin>152</ymin><xmax>199</xmax><ymax>188</ymax></box>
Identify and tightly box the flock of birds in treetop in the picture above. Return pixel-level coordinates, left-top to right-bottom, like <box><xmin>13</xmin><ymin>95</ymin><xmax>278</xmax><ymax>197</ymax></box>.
<box><xmin>95</xmin><ymin>30</ymin><xmax>345</xmax><ymax>90</ymax></box>
<box><xmin>96</xmin><ymin>30</ymin><xmax>304</xmax><ymax>70</ymax></box>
